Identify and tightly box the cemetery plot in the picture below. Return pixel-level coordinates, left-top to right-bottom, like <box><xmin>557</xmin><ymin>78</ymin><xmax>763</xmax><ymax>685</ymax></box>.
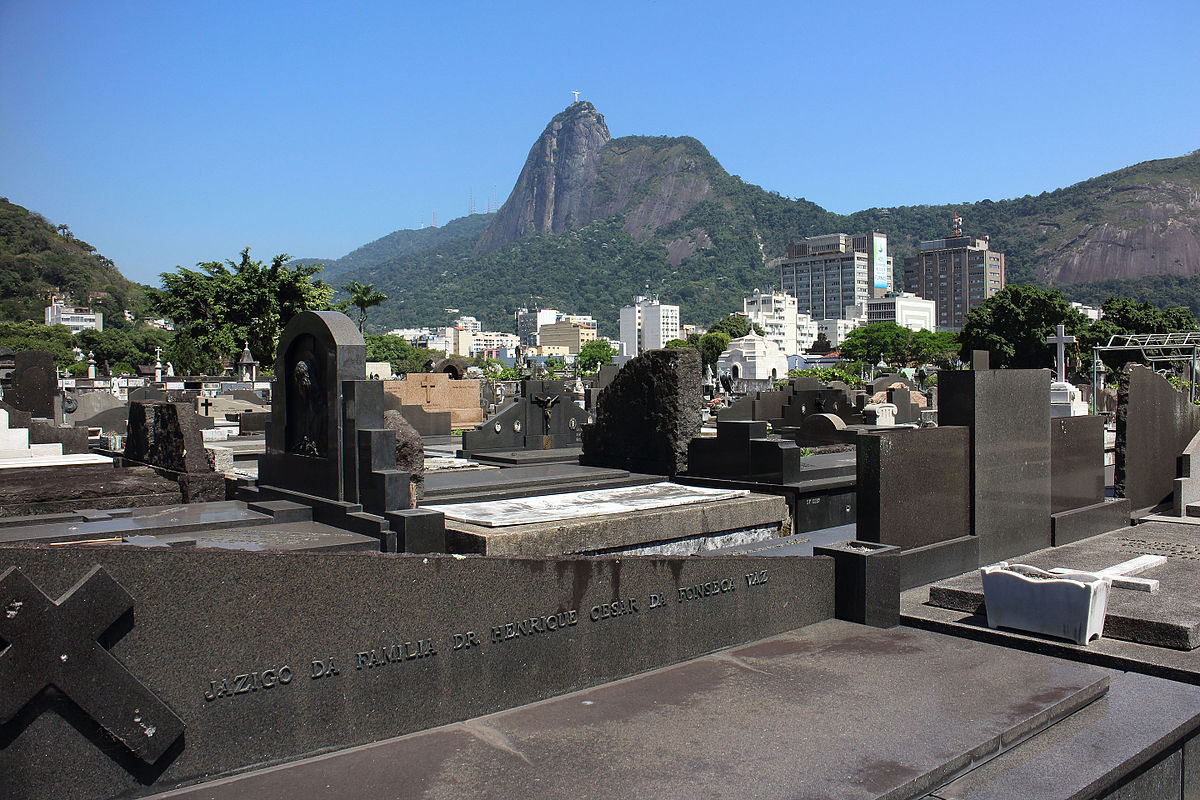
<box><xmin>926</xmin><ymin>522</ymin><xmax>1200</xmax><ymax>650</ymax></box>
<box><xmin>424</xmin><ymin>482</ymin><xmax>748</xmax><ymax>527</ymax></box>
<box><xmin>0</xmin><ymin>545</ymin><xmax>832</xmax><ymax>800</ymax></box>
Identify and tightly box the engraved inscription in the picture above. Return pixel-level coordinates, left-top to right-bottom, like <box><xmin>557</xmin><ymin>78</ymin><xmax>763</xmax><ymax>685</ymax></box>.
<box><xmin>678</xmin><ymin>578</ymin><xmax>736</xmax><ymax>602</ymax></box>
<box><xmin>310</xmin><ymin>658</ymin><xmax>340</xmax><ymax>679</ymax></box>
<box><xmin>205</xmin><ymin>665</ymin><xmax>292</xmax><ymax>702</ymax></box>
<box><xmin>648</xmin><ymin>593</ymin><xmax>667</xmax><ymax>609</ymax></box>
<box><xmin>490</xmin><ymin>610</ymin><xmax>578</xmax><ymax>643</ymax></box>
<box><xmin>355</xmin><ymin>639</ymin><xmax>437</xmax><ymax>669</ymax></box>
<box><xmin>452</xmin><ymin>631</ymin><xmax>481</xmax><ymax>650</ymax></box>
<box><xmin>745</xmin><ymin>570</ymin><xmax>768</xmax><ymax>587</ymax></box>
<box><xmin>1118</xmin><ymin>537</ymin><xmax>1200</xmax><ymax>560</ymax></box>
<box><xmin>590</xmin><ymin>597</ymin><xmax>638</xmax><ymax>621</ymax></box>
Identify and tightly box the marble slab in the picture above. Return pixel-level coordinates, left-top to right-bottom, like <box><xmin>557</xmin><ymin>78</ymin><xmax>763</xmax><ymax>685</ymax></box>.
<box><xmin>425</xmin><ymin>481</ymin><xmax>749</xmax><ymax>527</ymax></box>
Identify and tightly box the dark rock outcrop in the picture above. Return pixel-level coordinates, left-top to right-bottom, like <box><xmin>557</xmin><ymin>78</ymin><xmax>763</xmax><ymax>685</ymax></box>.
<box><xmin>581</xmin><ymin>348</ymin><xmax>702</xmax><ymax>475</ymax></box>
<box><xmin>384</xmin><ymin>409</ymin><xmax>425</xmax><ymax>503</ymax></box>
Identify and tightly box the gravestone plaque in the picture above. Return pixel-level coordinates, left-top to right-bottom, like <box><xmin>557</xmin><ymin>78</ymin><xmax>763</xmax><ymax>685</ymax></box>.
<box><xmin>7</xmin><ymin>350</ymin><xmax>57</xmax><ymax>420</ymax></box>
<box><xmin>462</xmin><ymin>379</ymin><xmax>590</xmax><ymax>456</ymax></box>
<box><xmin>0</xmin><ymin>545</ymin><xmax>833</xmax><ymax>800</ymax></box>
<box><xmin>1051</xmin><ymin>415</ymin><xmax>1106</xmax><ymax>514</ymax></box>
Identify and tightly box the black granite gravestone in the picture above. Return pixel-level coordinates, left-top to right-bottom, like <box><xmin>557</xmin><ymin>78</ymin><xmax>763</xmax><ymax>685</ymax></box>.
<box><xmin>939</xmin><ymin>369</ymin><xmax>1052</xmax><ymax>564</ymax></box>
<box><xmin>7</xmin><ymin>350</ymin><xmax>57</xmax><ymax>420</ymax></box>
<box><xmin>123</xmin><ymin>401</ymin><xmax>224</xmax><ymax>502</ymax></box>
<box><xmin>462</xmin><ymin>379</ymin><xmax>590</xmax><ymax>456</ymax></box>
<box><xmin>686</xmin><ymin>420</ymin><xmax>802</xmax><ymax>483</ymax></box>
<box><xmin>251</xmin><ymin>312</ymin><xmax>410</xmax><ymax>541</ymax></box>
<box><xmin>1117</xmin><ymin>364</ymin><xmax>1200</xmax><ymax>513</ymax></box>
<box><xmin>855</xmin><ymin>426</ymin><xmax>978</xmax><ymax>587</ymax></box>
<box><xmin>581</xmin><ymin>348</ymin><xmax>702</xmax><ymax>475</ymax></box>
<box><xmin>1048</xmin><ymin>414</ymin><xmax>1130</xmax><ymax>544</ymax></box>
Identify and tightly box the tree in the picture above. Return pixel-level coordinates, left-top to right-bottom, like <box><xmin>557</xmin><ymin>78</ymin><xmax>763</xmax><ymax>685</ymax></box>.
<box><xmin>698</xmin><ymin>331</ymin><xmax>731</xmax><ymax>370</ymax></box>
<box><xmin>839</xmin><ymin>323</ymin><xmax>913</xmax><ymax>368</ymax></box>
<box><xmin>343</xmin><ymin>281</ymin><xmax>388</xmax><ymax>333</ymax></box>
<box><xmin>707</xmin><ymin>315</ymin><xmax>765</xmax><ymax>339</ymax></box>
<box><xmin>958</xmin><ymin>284</ymin><xmax>1087</xmax><ymax>369</ymax></box>
<box><xmin>576</xmin><ymin>339</ymin><xmax>615</xmax><ymax>373</ymax></box>
<box><xmin>152</xmin><ymin>248</ymin><xmax>333</xmax><ymax>373</ymax></box>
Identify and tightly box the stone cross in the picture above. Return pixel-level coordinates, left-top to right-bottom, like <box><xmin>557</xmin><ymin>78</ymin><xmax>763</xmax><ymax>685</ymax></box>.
<box><xmin>1049</xmin><ymin>554</ymin><xmax>1166</xmax><ymax>593</ymax></box>
<box><xmin>1046</xmin><ymin>324</ymin><xmax>1076</xmax><ymax>383</ymax></box>
<box><xmin>0</xmin><ymin>566</ymin><xmax>185</xmax><ymax>762</ymax></box>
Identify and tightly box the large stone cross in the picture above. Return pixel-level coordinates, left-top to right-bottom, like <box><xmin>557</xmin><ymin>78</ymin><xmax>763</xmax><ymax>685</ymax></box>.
<box><xmin>0</xmin><ymin>566</ymin><xmax>185</xmax><ymax>762</ymax></box>
<box><xmin>1046</xmin><ymin>324</ymin><xmax>1076</xmax><ymax>383</ymax></box>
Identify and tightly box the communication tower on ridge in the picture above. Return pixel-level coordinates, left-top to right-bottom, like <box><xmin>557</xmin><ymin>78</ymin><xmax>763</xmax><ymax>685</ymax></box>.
<box><xmin>469</xmin><ymin>187</ymin><xmax>476</xmax><ymax>216</ymax></box>
<box><xmin>951</xmin><ymin>214</ymin><xmax>963</xmax><ymax>238</ymax></box>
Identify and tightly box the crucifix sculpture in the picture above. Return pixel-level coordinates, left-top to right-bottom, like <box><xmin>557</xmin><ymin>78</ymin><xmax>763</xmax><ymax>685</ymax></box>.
<box><xmin>532</xmin><ymin>394</ymin><xmax>561</xmax><ymax>433</ymax></box>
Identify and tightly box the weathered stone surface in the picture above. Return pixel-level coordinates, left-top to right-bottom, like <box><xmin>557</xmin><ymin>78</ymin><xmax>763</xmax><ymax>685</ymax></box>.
<box><xmin>383</xmin><ymin>373</ymin><xmax>482</xmax><ymax>428</ymax></box>
<box><xmin>123</xmin><ymin>401</ymin><xmax>213</xmax><ymax>474</ymax></box>
<box><xmin>383</xmin><ymin>409</ymin><xmax>424</xmax><ymax>503</ymax></box>
<box><xmin>1117</xmin><ymin>364</ymin><xmax>1200</xmax><ymax>512</ymax></box>
<box><xmin>0</xmin><ymin>465</ymin><xmax>181</xmax><ymax>517</ymax></box>
<box><xmin>581</xmin><ymin>347</ymin><xmax>702</xmax><ymax>475</ymax></box>
<box><xmin>7</xmin><ymin>350</ymin><xmax>56</xmax><ymax>420</ymax></box>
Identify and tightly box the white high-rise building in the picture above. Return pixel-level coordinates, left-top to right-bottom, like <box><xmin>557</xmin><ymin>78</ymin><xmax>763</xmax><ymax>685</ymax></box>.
<box><xmin>846</xmin><ymin>292</ymin><xmax>937</xmax><ymax>332</ymax></box>
<box><xmin>619</xmin><ymin>296</ymin><xmax>680</xmax><ymax>357</ymax></box>
<box><xmin>743</xmin><ymin>291</ymin><xmax>798</xmax><ymax>355</ymax></box>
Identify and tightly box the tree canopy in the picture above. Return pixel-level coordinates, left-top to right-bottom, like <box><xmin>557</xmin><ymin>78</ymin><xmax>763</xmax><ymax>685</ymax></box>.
<box><xmin>707</xmin><ymin>315</ymin><xmax>765</xmax><ymax>339</ymax></box>
<box><xmin>958</xmin><ymin>284</ymin><xmax>1088</xmax><ymax>369</ymax></box>
<box><xmin>575</xmin><ymin>339</ymin><xmax>615</xmax><ymax>373</ymax></box>
<box><xmin>838</xmin><ymin>323</ymin><xmax>959</xmax><ymax>369</ymax></box>
<box><xmin>152</xmin><ymin>248</ymin><xmax>333</xmax><ymax>374</ymax></box>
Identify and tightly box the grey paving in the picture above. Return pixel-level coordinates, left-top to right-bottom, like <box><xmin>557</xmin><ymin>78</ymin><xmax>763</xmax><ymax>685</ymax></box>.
<box><xmin>145</xmin><ymin>621</ymin><xmax>1110</xmax><ymax>800</ymax></box>
<box><xmin>928</xmin><ymin>671</ymin><xmax>1200</xmax><ymax>799</ymax></box>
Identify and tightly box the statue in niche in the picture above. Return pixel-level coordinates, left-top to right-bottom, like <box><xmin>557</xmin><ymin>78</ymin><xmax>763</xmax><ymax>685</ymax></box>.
<box><xmin>285</xmin><ymin>335</ymin><xmax>327</xmax><ymax>457</ymax></box>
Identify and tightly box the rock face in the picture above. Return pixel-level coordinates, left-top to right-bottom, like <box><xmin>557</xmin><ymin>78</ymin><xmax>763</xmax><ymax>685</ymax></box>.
<box><xmin>475</xmin><ymin>103</ymin><xmax>717</xmax><ymax>256</ymax></box>
<box><xmin>1050</xmin><ymin>195</ymin><xmax>1200</xmax><ymax>284</ymax></box>
<box><xmin>384</xmin><ymin>409</ymin><xmax>425</xmax><ymax>503</ymax></box>
<box><xmin>581</xmin><ymin>348</ymin><xmax>702</xmax><ymax>475</ymax></box>
<box><xmin>476</xmin><ymin>102</ymin><xmax>612</xmax><ymax>254</ymax></box>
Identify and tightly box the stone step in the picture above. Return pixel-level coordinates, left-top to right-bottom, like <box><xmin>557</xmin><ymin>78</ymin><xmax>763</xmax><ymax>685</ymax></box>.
<box><xmin>1186</xmin><ymin>503</ymin><xmax>1200</xmax><ymax>518</ymax></box>
<box><xmin>246</xmin><ymin>499</ymin><xmax>313</xmax><ymax>524</ymax></box>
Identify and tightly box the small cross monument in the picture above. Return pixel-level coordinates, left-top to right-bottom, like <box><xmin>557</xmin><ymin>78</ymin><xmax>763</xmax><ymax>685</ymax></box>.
<box><xmin>1046</xmin><ymin>324</ymin><xmax>1088</xmax><ymax>417</ymax></box>
<box><xmin>1046</xmin><ymin>324</ymin><xmax>1075</xmax><ymax>384</ymax></box>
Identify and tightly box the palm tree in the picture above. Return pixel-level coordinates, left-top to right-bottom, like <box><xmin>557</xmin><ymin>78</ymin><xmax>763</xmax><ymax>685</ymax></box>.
<box><xmin>342</xmin><ymin>281</ymin><xmax>388</xmax><ymax>332</ymax></box>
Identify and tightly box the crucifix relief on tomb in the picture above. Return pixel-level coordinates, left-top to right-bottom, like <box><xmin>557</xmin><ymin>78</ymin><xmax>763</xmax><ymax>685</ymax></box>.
<box><xmin>0</xmin><ymin>565</ymin><xmax>185</xmax><ymax>763</ymax></box>
<box><xmin>532</xmin><ymin>394</ymin><xmax>561</xmax><ymax>449</ymax></box>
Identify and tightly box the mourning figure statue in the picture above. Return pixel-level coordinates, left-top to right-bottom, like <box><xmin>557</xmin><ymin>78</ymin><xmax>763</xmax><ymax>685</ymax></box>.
<box><xmin>285</xmin><ymin>339</ymin><xmax>327</xmax><ymax>457</ymax></box>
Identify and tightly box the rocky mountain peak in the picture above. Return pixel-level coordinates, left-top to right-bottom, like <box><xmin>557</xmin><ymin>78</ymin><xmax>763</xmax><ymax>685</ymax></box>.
<box><xmin>475</xmin><ymin>102</ymin><xmax>612</xmax><ymax>254</ymax></box>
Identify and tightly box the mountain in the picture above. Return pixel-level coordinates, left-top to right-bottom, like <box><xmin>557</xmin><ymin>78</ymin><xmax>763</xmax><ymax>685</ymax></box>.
<box><xmin>309</xmin><ymin>213</ymin><xmax>495</xmax><ymax>280</ymax></box>
<box><xmin>0</xmin><ymin>197</ymin><xmax>150</xmax><ymax>324</ymax></box>
<box><xmin>317</xmin><ymin>104</ymin><xmax>1200</xmax><ymax>336</ymax></box>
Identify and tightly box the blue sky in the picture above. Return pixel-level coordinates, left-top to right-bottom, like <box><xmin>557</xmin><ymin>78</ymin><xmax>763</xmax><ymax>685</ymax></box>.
<box><xmin>1</xmin><ymin>0</ymin><xmax>1197</xmax><ymax>286</ymax></box>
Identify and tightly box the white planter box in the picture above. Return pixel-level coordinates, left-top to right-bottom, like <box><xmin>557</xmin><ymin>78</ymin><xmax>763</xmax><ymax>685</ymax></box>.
<box><xmin>980</xmin><ymin>562</ymin><xmax>1110</xmax><ymax>645</ymax></box>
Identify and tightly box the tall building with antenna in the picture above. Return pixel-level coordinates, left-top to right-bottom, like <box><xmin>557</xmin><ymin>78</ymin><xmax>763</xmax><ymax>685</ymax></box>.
<box><xmin>902</xmin><ymin>214</ymin><xmax>1005</xmax><ymax>331</ymax></box>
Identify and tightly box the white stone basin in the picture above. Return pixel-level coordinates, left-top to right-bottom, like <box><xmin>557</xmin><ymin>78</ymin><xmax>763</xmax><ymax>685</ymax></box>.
<box><xmin>980</xmin><ymin>562</ymin><xmax>1111</xmax><ymax>645</ymax></box>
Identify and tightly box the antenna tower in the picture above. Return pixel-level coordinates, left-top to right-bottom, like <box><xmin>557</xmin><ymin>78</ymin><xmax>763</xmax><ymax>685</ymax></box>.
<box><xmin>951</xmin><ymin>213</ymin><xmax>963</xmax><ymax>238</ymax></box>
<box><xmin>432</xmin><ymin>209</ymin><xmax>438</xmax><ymax>228</ymax></box>
<box><xmin>469</xmin><ymin>187</ymin><xmax>476</xmax><ymax>216</ymax></box>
